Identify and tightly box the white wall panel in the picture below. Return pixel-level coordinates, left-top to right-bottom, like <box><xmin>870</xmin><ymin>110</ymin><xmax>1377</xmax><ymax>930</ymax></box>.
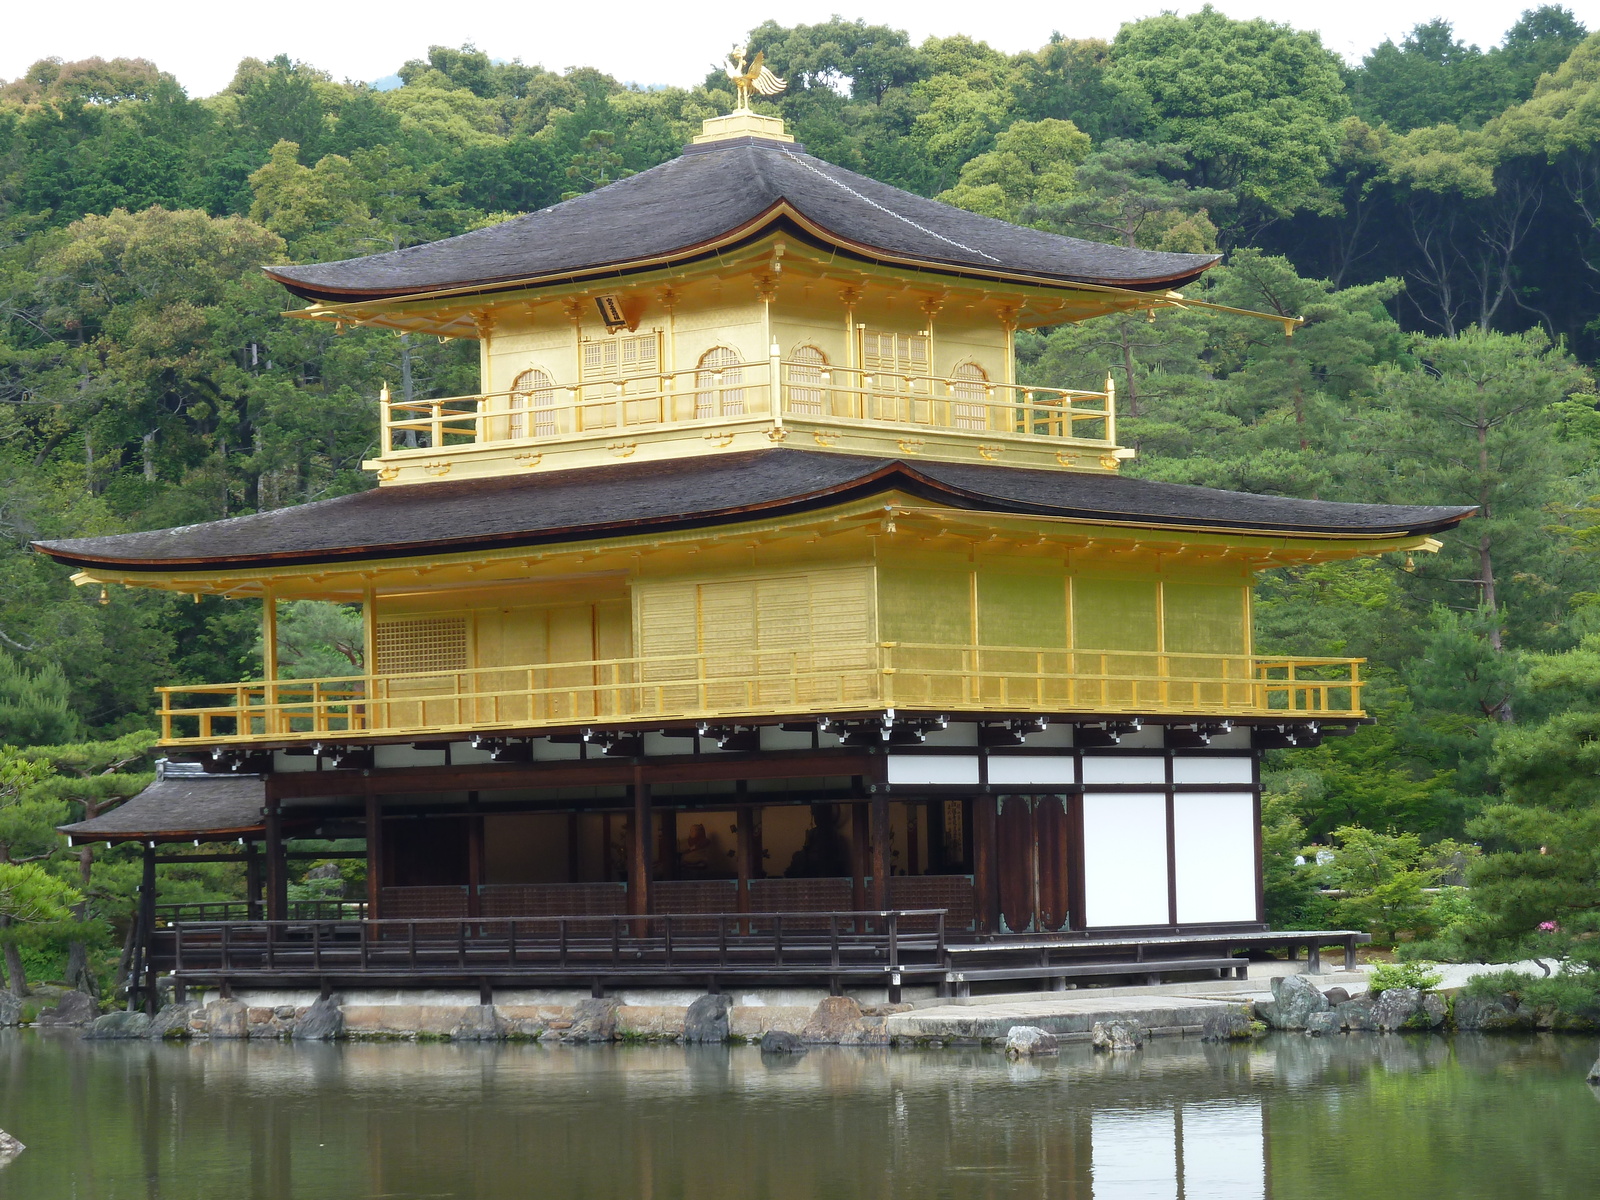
<box><xmin>1082</xmin><ymin>793</ymin><xmax>1170</xmax><ymax>927</ymax></box>
<box><xmin>886</xmin><ymin>756</ymin><xmax>980</xmax><ymax>786</ymax></box>
<box><xmin>1171</xmin><ymin>757</ymin><xmax>1254</xmax><ymax>785</ymax></box>
<box><xmin>1081</xmin><ymin>756</ymin><xmax>1166</xmax><ymax>785</ymax></box>
<box><xmin>1173</xmin><ymin>792</ymin><xmax>1258</xmax><ymax>924</ymax></box>
<box><xmin>986</xmin><ymin>756</ymin><xmax>1077</xmax><ymax>785</ymax></box>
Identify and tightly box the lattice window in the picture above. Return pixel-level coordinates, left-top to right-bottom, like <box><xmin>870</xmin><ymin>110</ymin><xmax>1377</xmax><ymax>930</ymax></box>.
<box><xmin>694</xmin><ymin>346</ymin><xmax>745</xmax><ymax>418</ymax></box>
<box><xmin>581</xmin><ymin>332</ymin><xmax>659</xmax><ymax>380</ymax></box>
<box><xmin>508</xmin><ymin>367</ymin><xmax>557</xmax><ymax>439</ymax></box>
<box><xmin>375</xmin><ymin>617</ymin><xmax>469</xmax><ymax>676</ymax></box>
<box><xmin>787</xmin><ymin>345</ymin><xmax>827</xmax><ymax>415</ymax></box>
<box><xmin>952</xmin><ymin>361</ymin><xmax>990</xmax><ymax>430</ymax></box>
<box><xmin>860</xmin><ymin>329</ymin><xmax>929</xmax><ymax>420</ymax></box>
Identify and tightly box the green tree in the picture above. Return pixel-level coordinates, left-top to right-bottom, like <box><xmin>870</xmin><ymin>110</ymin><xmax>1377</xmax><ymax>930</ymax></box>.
<box><xmin>1106</xmin><ymin>7</ymin><xmax>1349</xmax><ymax>223</ymax></box>
<box><xmin>937</xmin><ymin>118</ymin><xmax>1088</xmax><ymax>220</ymax></box>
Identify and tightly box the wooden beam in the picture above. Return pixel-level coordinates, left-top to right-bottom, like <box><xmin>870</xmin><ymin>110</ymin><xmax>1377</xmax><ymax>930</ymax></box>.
<box><xmin>972</xmin><ymin>796</ymin><xmax>997</xmax><ymax>934</ymax></box>
<box><xmin>870</xmin><ymin>793</ymin><xmax>891</xmax><ymax>913</ymax></box>
<box><xmin>365</xmin><ymin>787</ymin><xmax>382</xmax><ymax>920</ymax></box>
<box><xmin>629</xmin><ymin>769</ymin><xmax>651</xmax><ymax>918</ymax></box>
<box><xmin>264</xmin><ymin>797</ymin><xmax>286</xmax><ymax>922</ymax></box>
<box><xmin>267</xmin><ymin>751</ymin><xmax>880</xmax><ymax>799</ymax></box>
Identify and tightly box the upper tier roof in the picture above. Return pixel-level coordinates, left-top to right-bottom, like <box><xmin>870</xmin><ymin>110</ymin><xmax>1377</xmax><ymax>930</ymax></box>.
<box><xmin>33</xmin><ymin>451</ymin><xmax>1474</xmax><ymax>572</ymax></box>
<box><xmin>264</xmin><ymin>137</ymin><xmax>1218</xmax><ymax>304</ymax></box>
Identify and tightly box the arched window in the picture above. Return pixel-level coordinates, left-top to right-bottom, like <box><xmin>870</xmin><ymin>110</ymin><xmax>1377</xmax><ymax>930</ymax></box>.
<box><xmin>786</xmin><ymin>345</ymin><xmax>827</xmax><ymax>415</ymax></box>
<box><xmin>694</xmin><ymin>346</ymin><xmax>744</xmax><ymax>419</ymax></box>
<box><xmin>508</xmin><ymin>367</ymin><xmax>557</xmax><ymax>439</ymax></box>
<box><xmin>951</xmin><ymin>362</ymin><xmax>989</xmax><ymax>431</ymax></box>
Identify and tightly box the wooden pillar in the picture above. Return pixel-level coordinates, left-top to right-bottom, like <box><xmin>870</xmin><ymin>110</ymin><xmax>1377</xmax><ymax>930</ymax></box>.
<box><xmin>906</xmin><ymin>803</ymin><xmax>920</xmax><ymax>876</ymax></box>
<box><xmin>139</xmin><ymin>843</ymin><xmax>157</xmax><ymax>1013</ymax></box>
<box><xmin>657</xmin><ymin>807</ymin><xmax>678</xmax><ymax>881</ymax></box>
<box><xmin>870</xmin><ymin>792</ymin><xmax>891</xmax><ymax>913</ymax></box>
<box><xmin>735</xmin><ymin>802</ymin><xmax>756</xmax><ymax>916</ymax></box>
<box><xmin>245</xmin><ymin>842</ymin><xmax>262</xmax><ymax>920</ymax></box>
<box><xmin>972</xmin><ymin>796</ymin><xmax>998</xmax><ymax>934</ymax></box>
<box><xmin>466</xmin><ymin>791</ymin><xmax>484</xmax><ymax>919</ymax></box>
<box><xmin>265</xmin><ymin>797</ymin><xmax>287</xmax><ymax>922</ymax></box>
<box><xmin>924</xmin><ymin>800</ymin><xmax>945</xmax><ymax>872</ymax></box>
<box><xmin>850</xmin><ymin>802</ymin><xmax>869</xmax><ymax>915</ymax></box>
<box><xmin>364</xmin><ymin>790</ymin><xmax>382</xmax><ymax>920</ymax></box>
<box><xmin>629</xmin><ymin>772</ymin><xmax>652</xmax><ymax>917</ymax></box>
<box><xmin>567</xmin><ymin>812</ymin><xmax>580</xmax><ymax>883</ymax></box>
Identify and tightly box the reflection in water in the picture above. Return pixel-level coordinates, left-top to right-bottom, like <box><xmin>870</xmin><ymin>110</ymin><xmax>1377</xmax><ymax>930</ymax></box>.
<box><xmin>1</xmin><ymin>1032</ymin><xmax>1598</xmax><ymax>1199</ymax></box>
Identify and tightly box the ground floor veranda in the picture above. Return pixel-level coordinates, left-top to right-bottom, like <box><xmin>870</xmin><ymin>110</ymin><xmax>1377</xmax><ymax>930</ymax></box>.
<box><xmin>72</xmin><ymin>717</ymin><xmax>1366</xmax><ymax>1006</ymax></box>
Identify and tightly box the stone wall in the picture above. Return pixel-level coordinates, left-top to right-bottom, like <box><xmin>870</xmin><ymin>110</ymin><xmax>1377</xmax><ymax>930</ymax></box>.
<box><xmin>86</xmin><ymin>990</ymin><xmax>908</xmax><ymax>1046</ymax></box>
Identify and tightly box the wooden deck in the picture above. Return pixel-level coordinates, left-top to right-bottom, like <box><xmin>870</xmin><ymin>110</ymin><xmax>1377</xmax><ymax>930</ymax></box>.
<box><xmin>142</xmin><ymin>914</ymin><xmax>1368</xmax><ymax>1006</ymax></box>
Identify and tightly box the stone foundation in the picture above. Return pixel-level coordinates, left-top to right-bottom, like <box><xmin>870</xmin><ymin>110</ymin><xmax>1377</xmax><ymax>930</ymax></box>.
<box><xmin>97</xmin><ymin>988</ymin><xmax>914</xmax><ymax>1046</ymax></box>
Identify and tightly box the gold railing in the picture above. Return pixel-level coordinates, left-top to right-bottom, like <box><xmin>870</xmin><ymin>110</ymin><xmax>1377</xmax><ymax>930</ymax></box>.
<box><xmin>378</xmin><ymin>361</ymin><xmax>1115</xmax><ymax>453</ymax></box>
<box><xmin>155</xmin><ymin>644</ymin><xmax>1361</xmax><ymax>745</ymax></box>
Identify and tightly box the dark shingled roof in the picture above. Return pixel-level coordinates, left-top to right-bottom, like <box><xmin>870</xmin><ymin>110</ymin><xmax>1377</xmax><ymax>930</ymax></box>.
<box><xmin>265</xmin><ymin>138</ymin><xmax>1218</xmax><ymax>303</ymax></box>
<box><xmin>60</xmin><ymin>776</ymin><xmax>265</xmax><ymax>843</ymax></box>
<box><xmin>33</xmin><ymin>451</ymin><xmax>1474</xmax><ymax>571</ymax></box>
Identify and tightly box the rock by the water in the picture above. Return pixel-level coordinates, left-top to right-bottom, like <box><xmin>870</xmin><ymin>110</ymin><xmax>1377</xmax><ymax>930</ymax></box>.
<box><xmin>1200</xmin><ymin>1005</ymin><xmax>1259</xmax><ymax>1042</ymax></box>
<box><xmin>1004</xmin><ymin>1026</ymin><xmax>1060</xmax><ymax>1057</ymax></box>
<box><xmin>0</xmin><ymin>1129</ymin><xmax>23</xmax><ymax>1166</ymax></box>
<box><xmin>1091</xmin><ymin>1019</ymin><xmax>1145</xmax><ymax>1051</ymax></box>
<box><xmin>202</xmin><ymin>998</ymin><xmax>249</xmax><ymax>1039</ymax></box>
<box><xmin>1587</xmin><ymin>1056</ymin><xmax>1600</xmax><ymax>1085</ymax></box>
<box><xmin>1337</xmin><ymin>999</ymin><xmax>1376</xmax><ymax>1031</ymax></box>
<box><xmin>683</xmin><ymin>994</ymin><xmax>731</xmax><ymax>1044</ymax></box>
<box><xmin>0</xmin><ymin>992</ymin><xmax>20</xmax><ymax>1027</ymax></box>
<box><xmin>1261</xmin><ymin>975</ymin><xmax>1330</xmax><ymax>1030</ymax></box>
<box><xmin>802</xmin><ymin>996</ymin><xmax>865</xmax><ymax>1043</ymax></box>
<box><xmin>1305</xmin><ymin>1011</ymin><xmax>1342</xmax><ymax>1037</ymax></box>
<box><xmin>147</xmin><ymin>1002</ymin><xmax>199</xmax><ymax>1039</ymax></box>
<box><xmin>1454</xmin><ymin>994</ymin><xmax>1533</xmax><ymax>1032</ymax></box>
<box><xmin>86</xmin><ymin>1010</ymin><xmax>151</xmax><ymax>1039</ymax></box>
<box><xmin>561</xmin><ymin>998</ymin><xmax>619</xmax><ymax>1043</ymax></box>
<box><xmin>294</xmin><ymin>996</ymin><xmax>346</xmax><ymax>1041</ymax></box>
<box><xmin>759</xmin><ymin>1030</ymin><xmax>805</xmax><ymax>1054</ymax></box>
<box><xmin>36</xmin><ymin>990</ymin><xmax>97</xmax><ymax>1027</ymax></box>
<box><xmin>1322</xmin><ymin>987</ymin><xmax>1351</xmax><ymax>1007</ymax></box>
<box><xmin>1371</xmin><ymin>986</ymin><xmax>1445</xmax><ymax>1032</ymax></box>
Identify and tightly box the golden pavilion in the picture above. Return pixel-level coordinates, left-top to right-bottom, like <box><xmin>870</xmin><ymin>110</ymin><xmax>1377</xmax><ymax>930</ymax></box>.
<box><xmin>41</xmin><ymin>98</ymin><xmax>1472</xmax><ymax>1005</ymax></box>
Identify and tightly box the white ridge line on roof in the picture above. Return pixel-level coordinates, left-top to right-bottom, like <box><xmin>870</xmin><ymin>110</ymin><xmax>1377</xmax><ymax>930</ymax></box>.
<box><xmin>780</xmin><ymin>151</ymin><xmax>1001</xmax><ymax>264</ymax></box>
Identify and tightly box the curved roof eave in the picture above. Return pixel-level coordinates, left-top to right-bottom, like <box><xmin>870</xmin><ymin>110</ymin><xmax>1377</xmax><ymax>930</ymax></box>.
<box><xmin>264</xmin><ymin>203</ymin><xmax>1218</xmax><ymax>308</ymax></box>
<box><xmin>32</xmin><ymin>453</ymin><xmax>1478</xmax><ymax>575</ymax></box>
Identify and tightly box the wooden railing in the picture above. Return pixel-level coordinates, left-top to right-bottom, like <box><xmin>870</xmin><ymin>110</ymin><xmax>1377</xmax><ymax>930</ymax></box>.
<box><xmin>154</xmin><ymin>901</ymin><xmax>366</xmax><ymax>924</ymax></box>
<box><xmin>378</xmin><ymin>360</ymin><xmax>1116</xmax><ymax>454</ymax></box>
<box><xmin>155</xmin><ymin>644</ymin><xmax>1362</xmax><ymax>745</ymax></box>
<box><xmin>155</xmin><ymin>910</ymin><xmax>950</xmax><ymax>985</ymax></box>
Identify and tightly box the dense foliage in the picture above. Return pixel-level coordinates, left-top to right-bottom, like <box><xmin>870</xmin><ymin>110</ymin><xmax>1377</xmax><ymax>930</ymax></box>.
<box><xmin>3</xmin><ymin>8</ymin><xmax>1600</xmax><ymax>995</ymax></box>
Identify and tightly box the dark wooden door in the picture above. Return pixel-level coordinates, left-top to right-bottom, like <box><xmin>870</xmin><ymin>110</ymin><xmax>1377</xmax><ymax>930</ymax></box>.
<box><xmin>995</xmin><ymin>796</ymin><xmax>1071</xmax><ymax>933</ymax></box>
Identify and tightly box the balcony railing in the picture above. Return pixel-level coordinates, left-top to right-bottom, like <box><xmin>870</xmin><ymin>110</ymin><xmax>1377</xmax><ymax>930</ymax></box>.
<box><xmin>156</xmin><ymin>644</ymin><xmax>1362</xmax><ymax>745</ymax></box>
<box><xmin>378</xmin><ymin>360</ymin><xmax>1116</xmax><ymax>455</ymax></box>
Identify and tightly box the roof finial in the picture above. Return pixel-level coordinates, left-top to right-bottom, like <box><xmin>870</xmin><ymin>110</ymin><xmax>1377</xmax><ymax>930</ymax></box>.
<box><xmin>725</xmin><ymin>45</ymin><xmax>786</xmax><ymax>113</ymax></box>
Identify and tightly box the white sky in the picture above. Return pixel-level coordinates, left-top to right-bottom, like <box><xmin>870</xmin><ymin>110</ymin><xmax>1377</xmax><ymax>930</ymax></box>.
<box><xmin>2</xmin><ymin>1</ymin><xmax>1592</xmax><ymax>96</ymax></box>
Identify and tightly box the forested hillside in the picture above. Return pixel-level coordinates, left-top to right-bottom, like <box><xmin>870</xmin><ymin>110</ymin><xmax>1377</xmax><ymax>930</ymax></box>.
<box><xmin>4</xmin><ymin>8</ymin><xmax>1600</xmax><ymax>989</ymax></box>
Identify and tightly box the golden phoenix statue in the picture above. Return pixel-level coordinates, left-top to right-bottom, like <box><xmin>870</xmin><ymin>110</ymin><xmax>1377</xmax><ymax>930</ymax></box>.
<box><xmin>726</xmin><ymin>45</ymin><xmax>786</xmax><ymax>110</ymax></box>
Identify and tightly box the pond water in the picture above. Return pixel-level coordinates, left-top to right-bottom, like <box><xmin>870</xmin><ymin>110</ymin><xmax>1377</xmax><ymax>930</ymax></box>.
<box><xmin>1</xmin><ymin>1030</ymin><xmax>1597</xmax><ymax>1199</ymax></box>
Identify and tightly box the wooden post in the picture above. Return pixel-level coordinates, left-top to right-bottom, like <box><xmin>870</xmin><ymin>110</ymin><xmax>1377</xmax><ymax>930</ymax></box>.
<box><xmin>657</xmin><ymin>807</ymin><xmax>678</xmax><ymax>881</ymax></box>
<box><xmin>265</xmin><ymin>798</ymin><xmax>287</xmax><ymax>922</ymax></box>
<box><xmin>364</xmin><ymin>788</ymin><xmax>382</xmax><ymax>920</ymax></box>
<box><xmin>735</xmin><ymin>801</ymin><xmax>756</xmax><ymax>917</ymax></box>
<box><xmin>972</xmin><ymin>796</ymin><xmax>998</xmax><ymax>934</ymax></box>
<box><xmin>245</xmin><ymin>842</ymin><xmax>262</xmax><ymax>920</ymax></box>
<box><xmin>870</xmin><ymin>792</ymin><xmax>891</xmax><ymax>914</ymax></box>
<box><xmin>924</xmin><ymin>800</ymin><xmax>945</xmax><ymax>872</ymax></box>
<box><xmin>466</xmin><ymin>791</ymin><xmax>484</xmax><ymax>919</ymax></box>
<box><xmin>629</xmin><ymin>771</ymin><xmax>652</xmax><ymax>917</ymax></box>
<box><xmin>850</xmin><ymin>802</ymin><xmax>869</xmax><ymax>917</ymax></box>
<box><xmin>567</xmin><ymin>812</ymin><xmax>580</xmax><ymax>883</ymax></box>
<box><xmin>139</xmin><ymin>843</ymin><xmax>157</xmax><ymax>1013</ymax></box>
